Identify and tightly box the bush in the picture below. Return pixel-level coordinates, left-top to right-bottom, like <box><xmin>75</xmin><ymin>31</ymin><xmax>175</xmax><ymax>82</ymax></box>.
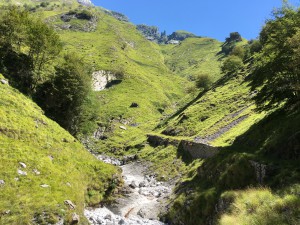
<box><xmin>221</xmin><ymin>55</ymin><xmax>243</xmax><ymax>74</ymax></box>
<box><xmin>0</xmin><ymin>7</ymin><xmax>62</xmax><ymax>94</ymax></box>
<box><xmin>251</xmin><ymin>5</ymin><xmax>300</xmax><ymax>106</ymax></box>
<box><xmin>35</xmin><ymin>53</ymin><xmax>92</xmax><ymax>135</ymax></box>
<box><xmin>249</xmin><ymin>39</ymin><xmax>262</xmax><ymax>54</ymax></box>
<box><xmin>230</xmin><ymin>46</ymin><xmax>246</xmax><ymax>60</ymax></box>
<box><xmin>195</xmin><ymin>74</ymin><xmax>213</xmax><ymax>90</ymax></box>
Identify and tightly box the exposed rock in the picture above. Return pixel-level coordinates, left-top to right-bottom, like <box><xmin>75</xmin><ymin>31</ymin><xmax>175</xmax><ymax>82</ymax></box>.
<box><xmin>249</xmin><ymin>160</ymin><xmax>267</xmax><ymax>184</ymax></box>
<box><xmin>167</xmin><ymin>40</ymin><xmax>180</xmax><ymax>45</ymax></box>
<box><xmin>168</xmin><ymin>31</ymin><xmax>197</xmax><ymax>41</ymax></box>
<box><xmin>137</xmin><ymin>24</ymin><xmax>161</xmax><ymax>42</ymax></box>
<box><xmin>179</xmin><ymin>140</ymin><xmax>219</xmax><ymax>159</ymax></box>
<box><xmin>40</xmin><ymin>184</ymin><xmax>50</xmax><ymax>188</ymax></box>
<box><xmin>93</xmin><ymin>126</ymin><xmax>107</xmax><ymax>140</ymax></box>
<box><xmin>147</xmin><ymin>134</ymin><xmax>180</xmax><ymax>147</ymax></box>
<box><xmin>200</xmin><ymin>116</ymin><xmax>209</xmax><ymax>122</ymax></box>
<box><xmin>33</xmin><ymin>169</ymin><xmax>41</xmax><ymax>175</ymax></box>
<box><xmin>14</xmin><ymin>177</ymin><xmax>19</xmax><ymax>181</ymax></box>
<box><xmin>95</xmin><ymin>154</ymin><xmax>122</xmax><ymax>166</ymax></box>
<box><xmin>64</xmin><ymin>200</ymin><xmax>76</xmax><ymax>209</ymax></box>
<box><xmin>49</xmin><ymin>155</ymin><xmax>54</xmax><ymax>161</ymax></box>
<box><xmin>77</xmin><ymin>0</ymin><xmax>93</xmax><ymax>6</ymax></box>
<box><xmin>120</xmin><ymin>126</ymin><xmax>127</xmax><ymax>130</ymax></box>
<box><xmin>0</xmin><ymin>79</ymin><xmax>8</xmax><ymax>85</ymax></box>
<box><xmin>122</xmin><ymin>155</ymin><xmax>138</xmax><ymax>164</ymax></box>
<box><xmin>118</xmin><ymin>219</ymin><xmax>126</xmax><ymax>224</ymax></box>
<box><xmin>19</xmin><ymin>162</ymin><xmax>26</xmax><ymax>168</ymax></box>
<box><xmin>148</xmin><ymin>134</ymin><xmax>218</xmax><ymax>159</ymax></box>
<box><xmin>92</xmin><ymin>70</ymin><xmax>118</xmax><ymax>91</ymax></box>
<box><xmin>137</xmin><ymin>208</ymin><xmax>147</xmax><ymax>218</ymax></box>
<box><xmin>71</xmin><ymin>212</ymin><xmax>80</xmax><ymax>224</ymax></box>
<box><xmin>129</xmin><ymin>181</ymin><xmax>137</xmax><ymax>189</ymax></box>
<box><xmin>54</xmin><ymin>218</ymin><xmax>64</xmax><ymax>225</ymax></box>
<box><xmin>84</xmin><ymin>162</ymin><xmax>170</xmax><ymax>225</ymax></box>
<box><xmin>104</xmin><ymin>213</ymin><xmax>112</xmax><ymax>220</ymax></box>
<box><xmin>215</xmin><ymin>197</ymin><xmax>233</xmax><ymax>214</ymax></box>
<box><xmin>17</xmin><ymin>169</ymin><xmax>27</xmax><ymax>176</ymax></box>
<box><xmin>139</xmin><ymin>181</ymin><xmax>146</xmax><ymax>188</ymax></box>
<box><xmin>104</xmin><ymin>10</ymin><xmax>129</xmax><ymax>22</ymax></box>
<box><xmin>130</xmin><ymin>102</ymin><xmax>139</xmax><ymax>108</ymax></box>
<box><xmin>0</xmin><ymin>180</ymin><xmax>5</xmax><ymax>186</ymax></box>
<box><xmin>153</xmin><ymin>191</ymin><xmax>161</xmax><ymax>198</ymax></box>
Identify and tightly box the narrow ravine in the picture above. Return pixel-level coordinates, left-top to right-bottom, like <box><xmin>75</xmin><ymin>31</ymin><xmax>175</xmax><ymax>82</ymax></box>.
<box><xmin>84</xmin><ymin>155</ymin><xmax>172</xmax><ymax>225</ymax></box>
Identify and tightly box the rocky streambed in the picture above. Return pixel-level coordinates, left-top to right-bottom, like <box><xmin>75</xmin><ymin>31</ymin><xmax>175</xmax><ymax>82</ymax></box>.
<box><xmin>84</xmin><ymin>156</ymin><xmax>172</xmax><ymax>225</ymax></box>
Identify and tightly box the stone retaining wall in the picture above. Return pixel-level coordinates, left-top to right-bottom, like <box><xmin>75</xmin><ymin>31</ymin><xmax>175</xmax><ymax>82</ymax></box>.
<box><xmin>147</xmin><ymin>135</ymin><xmax>219</xmax><ymax>159</ymax></box>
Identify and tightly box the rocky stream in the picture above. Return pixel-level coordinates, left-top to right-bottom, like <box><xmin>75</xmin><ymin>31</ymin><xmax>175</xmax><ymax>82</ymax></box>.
<box><xmin>84</xmin><ymin>155</ymin><xmax>172</xmax><ymax>225</ymax></box>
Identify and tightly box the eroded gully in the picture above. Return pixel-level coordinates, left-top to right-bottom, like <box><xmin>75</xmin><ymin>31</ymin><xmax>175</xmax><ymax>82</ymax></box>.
<box><xmin>84</xmin><ymin>155</ymin><xmax>173</xmax><ymax>225</ymax></box>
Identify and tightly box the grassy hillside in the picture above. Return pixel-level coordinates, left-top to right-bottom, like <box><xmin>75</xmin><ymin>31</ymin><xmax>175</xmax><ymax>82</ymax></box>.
<box><xmin>0</xmin><ymin>1</ymin><xmax>299</xmax><ymax>225</ymax></box>
<box><xmin>0</xmin><ymin>0</ymin><xmax>78</xmax><ymax>8</ymax></box>
<box><xmin>160</xmin><ymin>37</ymin><xmax>224</xmax><ymax>81</ymax></box>
<box><xmin>0</xmin><ymin>74</ymin><xmax>118</xmax><ymax>224</ymax></box>
<box><xmin>166</xmin><ymin>100</ymin><xmax>300</xmax><ymax>225</ymax></box>
<box><xmin>156</xmin><ymin>61</ymin><xmax>265</xmax><ymax>147</ymax></box>
<box><xmin>152</xmin><ymin>51</ymin><xmax>300</xmax><ymax>225</ymax></box>
<box><xmin>42</xmin><ymin>6</ymin><xmax>189</xmax><ymax>154</ymax></box>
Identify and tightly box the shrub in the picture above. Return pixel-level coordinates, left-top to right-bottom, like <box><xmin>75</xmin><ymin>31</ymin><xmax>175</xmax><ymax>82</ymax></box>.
<box><xmin>0</xmin><ymin>7</ymin><xmax>62</xmax><ymax>94</ymax></box>
<box><xmin>230</xmin><ymin>45</ymin><xmax>246</xmax><ymax>60</ymax></box>
<box><xmin>221</xmin><ymin>55</ymin><xmax>243</xmax><ymax>74</ymax></box>
<box><xmin>195</xmin><ymin>74</ymin><xmax>213</xmax><ymax>90</ymax></box>
<box><xmin>35</xmin><ymin>53</ymin><xmax>92</xmax><ymax>135</ymax></box>
<box><xmin>249</xmin><ymin>39</ymin><xmax>262</xmax><ymax>54</ymax></box>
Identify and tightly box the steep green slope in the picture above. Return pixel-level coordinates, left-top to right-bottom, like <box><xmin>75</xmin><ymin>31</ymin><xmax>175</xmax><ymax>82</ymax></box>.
<box><xmin>166</xmin><ymin>101</ymin><xmax>300</xmax><ymax>225</ymax></box>
<box><xmin>157</xmin><ymin>68</ymin><xmax>265</xmax><ymax>147</ymax></box>
<box><xmin>0</xmin><ymin>74</ymin><xmax>118</xmax><ymax>224</ymax></box>
<box><xmin>0</xmin><ymin>0</ymin><xmax>79</xmax><ymax>11</ymax></box>
<box><xmin>160</xmin><ymin>37</ymin><xmax>224</xmax><ymax>81</ymax></box>
<box><xmin>46</xmin><ymin>7</ymin><xmax>188</xmax><ymax>154</ymax></box>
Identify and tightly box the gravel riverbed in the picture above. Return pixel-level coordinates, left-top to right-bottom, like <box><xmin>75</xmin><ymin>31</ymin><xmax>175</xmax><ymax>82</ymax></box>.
<box><xmin>84</xmin><ymin>156</ymin><xmax>172</xmax><ymax>225</ymax></box>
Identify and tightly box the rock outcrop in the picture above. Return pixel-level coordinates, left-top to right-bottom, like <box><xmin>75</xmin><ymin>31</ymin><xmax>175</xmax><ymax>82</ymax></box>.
<box><xmin>92</xmin><ymin>70</ymin><xmax>118</xmax><ymax>91</ymax></box>
<box><xmin>147</xmin><ymin>135</ymin><xmax>219</xmax><ymax>159</ymax></box>
<box><xmin>249</xmin><ymin>160</ymin><xmax>267</xmax><ymax>184</ymax></box>
<box><xmin>179</xmin><ymin>140</ymin><xmax>219</xmax><ymax>159</ymax></box>
<box><xmin>77</xmin><ymin>0</ymin><xmax>93</xmax><ymax>6</ymax></box>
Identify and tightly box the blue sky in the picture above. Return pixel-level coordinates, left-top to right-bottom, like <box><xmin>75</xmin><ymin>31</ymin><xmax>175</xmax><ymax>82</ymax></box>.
<box><xmin>92</xmin><ymin>0</ymin><xmax>299</xmax><ymax>41</ymax></box>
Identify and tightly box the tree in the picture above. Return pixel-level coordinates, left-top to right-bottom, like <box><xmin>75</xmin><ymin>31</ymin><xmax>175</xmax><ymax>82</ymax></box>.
<box><xmin>251</xmin><ymin>4</ymin><xmax>300</xmax><ymax>107</ymax></box>
<box><xmin>35</xmin><ymin>53</ymin><xmax>92</xmax><ymax>134</ymax></box>
<box><xmin>221</xmin><ymin>55</ymin><xmax>243</xmax><ymax>74</ymax></box>
<box><xmin>26</xmin><ymin>17</ymin><xmax>62</xmax><ymax>89</ymax></box>
<box><xmin>230</xmin><ymin>45</ymin><xmax>246</xmax><ymax>60</ymax></box>
<box><xmin>225</xmin><ymin>32</ymin><xmax>242</xmax><ymax>43</ymax></box>
<box><xmin>0</xmin><ymin>7</ymin><xmax>62</xmax><ymax>94</ymax></box>
<box><xmin>222</xmin><ymin>32</ymin><xmax>243</xmax><ymax>55</ymax></box>
<box><xmin>249</xmin><ymin>39</ymin><xmax>262</xmax><ymax>54</ymax></box>
<box><xmin>195</xmin><ymin>74</ymin><xmax>213</xmax><ymax>90</ymax></box>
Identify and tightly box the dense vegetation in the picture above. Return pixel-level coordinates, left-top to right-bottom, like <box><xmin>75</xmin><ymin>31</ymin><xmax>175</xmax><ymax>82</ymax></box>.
<box><xmin>0</xmin><ymin>73</ymin><xmax>118</xmax><ymax>224</ymax></box>
<box><xmin>158</xmin><ymin>3</ymin><xmax>300</xmax><ymax>225</ymax></box>
<box><xmin>0</xmin><ymin>7</ymin><xmax>97</xmax><ymax>135</ymax></box>
<box><xmin>251</xmin><ymin>5</ymin><xmax>300</xmax><ymax>107</ymax></box>
<box><xmin>0</xmin><ymin>1</ymin><xmax>299</xmax><ymax>225</ymax></box>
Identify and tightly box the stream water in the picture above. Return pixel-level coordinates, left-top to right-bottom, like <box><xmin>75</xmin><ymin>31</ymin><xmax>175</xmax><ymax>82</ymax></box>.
<box><xmin>84</xmin><ymin>156</ymin><xmax>172</xmax><ymax>225</ymax></box>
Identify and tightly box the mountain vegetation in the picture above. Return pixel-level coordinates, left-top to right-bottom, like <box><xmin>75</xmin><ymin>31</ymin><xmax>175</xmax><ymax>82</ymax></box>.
<box><xmin>0</xmin><ymin>0</ymin><xmax>299</xmax><ymax>225</ymax></box>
